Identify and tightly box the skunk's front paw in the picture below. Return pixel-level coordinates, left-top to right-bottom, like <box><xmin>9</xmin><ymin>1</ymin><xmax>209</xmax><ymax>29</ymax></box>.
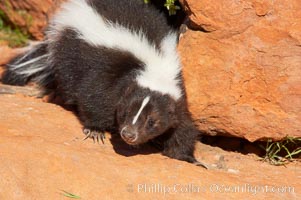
<box><xmin>163</xmin><ymin>150</ymin><xmax>208</xmax><ymax>169</ymax></box>
<box><xmin>82</xmin><ymin>128</ymin><xmax>106</xmax><ymax>144</ymax></box>
<box><xmin>179</xmin><ymin>155</ymin><xmax>208</xmax><ymax>169</ymax></box>
<box><xmin>193</xmin><ymin>160</ymin><xmax>209</xmax><ymax>169</ymax></box>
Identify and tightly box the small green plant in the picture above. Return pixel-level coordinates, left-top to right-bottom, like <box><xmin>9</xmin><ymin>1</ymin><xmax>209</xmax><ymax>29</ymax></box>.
<box><xmin>61</xmin><ymin>190</ymin><xmax>81</xmax><ymax>199</ymax></box>
<box><xmin>260</xmin><ymin>136</ymin><xmax>301</xmax><ymax>166</ymax></box>
<box><xmin>16</xmin><ymin>10</ymin><xmax>33</xmax><ymax>27</ymax></box>
<box><xmin>0</xmin><ymin>10</ymin><xmax>9</xmax><ymax>29</ymax></box>
<box><xmin>164</xmin><ymin>0</ymin><xmax>180</xmax><ymax>15</ymax></box>
<box><xmin>144</xmin><ymin>0</ymin><xmax>181</xmax><ymax>15</ymax></box>
<box><xmin>0</xmin><ymin>9</ymin><xmax>29</xmax><ymax>47</ymax></box>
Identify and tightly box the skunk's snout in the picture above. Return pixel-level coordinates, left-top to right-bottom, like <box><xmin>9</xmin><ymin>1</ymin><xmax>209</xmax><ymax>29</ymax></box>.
<box><xmin>120</xmin><ymin>126</ymin><xmax>138</xmax><ymax>144</ymax></box>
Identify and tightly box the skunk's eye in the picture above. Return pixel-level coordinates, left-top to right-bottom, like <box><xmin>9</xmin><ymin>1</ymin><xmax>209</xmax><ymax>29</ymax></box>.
<box><xmin>147</xmin><ymin>117</ymin><xmax>156</xmax><ymax>129</ymax></box>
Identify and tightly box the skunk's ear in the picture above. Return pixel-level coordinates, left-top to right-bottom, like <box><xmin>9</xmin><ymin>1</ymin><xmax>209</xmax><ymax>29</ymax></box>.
<box><xmin>116</xmin><ymin>86</ymin><xmax>133</xmax><ymax>123</ymax></box>
<box><xmin>167</xmin><ymin>101</ymin><xmax>176</xmax><ymax>116</ymax></box>
<box><xmin>123</xmin><ymin>84</ymin><xmax>135</xmax><ymax>98</ymax></box>
<box><xmin>166</xmin><ymin>99</ymin><xmax>179</xmax><ymax>127</ymax></box>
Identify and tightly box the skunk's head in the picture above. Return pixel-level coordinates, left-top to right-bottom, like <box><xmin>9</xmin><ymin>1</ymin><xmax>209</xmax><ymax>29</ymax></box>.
<box><xmin>117</xmin><ymin>88</ymin><xmax>178</xmax><ymax>145</ymax></box>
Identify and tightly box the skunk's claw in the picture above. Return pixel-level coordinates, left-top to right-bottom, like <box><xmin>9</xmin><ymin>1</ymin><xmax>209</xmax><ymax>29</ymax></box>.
<box><xmin>82</xmin><ymin>128</ymin><xmax>105</xmax><ymax>144</ymax></box>
<box><xmin>193</xmin><ymin>161</ymin><xmax>209</xmax><ymax>169</ymax></box>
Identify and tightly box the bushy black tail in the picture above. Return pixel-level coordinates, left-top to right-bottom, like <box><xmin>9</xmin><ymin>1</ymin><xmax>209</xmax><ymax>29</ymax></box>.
<box><xmin>1</xmin><ymin>42</ymin><xmax>53</xmax><ymax>87</ymax></box>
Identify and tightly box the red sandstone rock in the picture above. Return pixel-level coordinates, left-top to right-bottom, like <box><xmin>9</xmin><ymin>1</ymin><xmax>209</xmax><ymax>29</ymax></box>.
<box><xmin>0</xmin><ymin>94</ymin><xmax>299</xmax><ymax>199</ymax></box>
<box><xmin>0</xmin><ymin>1</ymin><xmax>300</xmax><ymax>199</ymax></box>
<box><xmin>0</xmin><ymin>45</ymin><xmax>23</xmax><ymax>66</ymax></box>
<box><xmin>179</xmin><ymin>0</ymin><xmax>301</xmax><ymax>141</ymax></box>
<box><xmin>0</xmin><ymin>0</ymin><xmax>63</xmax><ymax>39</ymax></box>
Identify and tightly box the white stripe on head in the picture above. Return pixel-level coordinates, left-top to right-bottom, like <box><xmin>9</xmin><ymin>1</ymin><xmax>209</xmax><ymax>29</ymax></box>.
<box><xmin>48</xmin><ymin>0</ymin><xmax>182</xmax><ymax>100</ymax></box>
<box><xmin>132</xmin><ymin>96</ymin><xmax>150</xmax><ymax>125</ymax></box>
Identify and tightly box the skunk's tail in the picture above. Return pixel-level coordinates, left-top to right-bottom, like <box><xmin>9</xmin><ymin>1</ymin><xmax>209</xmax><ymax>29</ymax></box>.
<box><xmin>1</xmin><ymin>42</ymin><xmax>54</xmax><ymax>87</ymax></box>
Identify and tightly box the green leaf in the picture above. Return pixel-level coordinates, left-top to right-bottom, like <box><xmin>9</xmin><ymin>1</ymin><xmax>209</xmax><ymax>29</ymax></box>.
<box><xmin>282</xmin><ymin>145</ymin><xmax>292</xmax><ymax>159</ymax></box>
<box><xmin>286</xmin><ymin>148</ymin><xmax>301</xmax><ymax>158</ymax></box>
<box><xmin>61</xmin><ymin>190</ymin><xmax>81</xmax><ymax>199</ymax></box>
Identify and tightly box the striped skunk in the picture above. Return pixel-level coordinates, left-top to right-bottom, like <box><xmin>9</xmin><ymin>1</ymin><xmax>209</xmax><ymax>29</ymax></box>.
<box><xmin>2</xmin><ymin>0</ymin><xmax>206</xmax><ymax>167</ymax></box>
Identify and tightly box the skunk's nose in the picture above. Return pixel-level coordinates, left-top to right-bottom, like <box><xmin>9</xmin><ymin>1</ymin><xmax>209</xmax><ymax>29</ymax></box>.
<box><xmin>122</xmin><ymin>131</ymin><xmax>136</xmax><ymax>140</ymax></box>
<box><xmin>120</xmin><ymin>127</ymin><xmax>137</xmax><ymax>143</ymax></box>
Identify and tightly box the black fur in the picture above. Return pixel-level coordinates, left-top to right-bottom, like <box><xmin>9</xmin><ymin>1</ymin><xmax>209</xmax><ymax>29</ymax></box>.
<box><xmin>2</xmin><ymin>0</ymin><xmax>204</xmax><ymax>166</ymax></box>
<box><xmin>87</xmin><ymin>0</ymin><xmax>171</xmax><ymax>48</ymax></box>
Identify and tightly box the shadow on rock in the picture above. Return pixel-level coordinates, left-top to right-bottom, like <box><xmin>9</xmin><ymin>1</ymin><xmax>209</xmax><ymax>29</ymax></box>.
<box><xmin>109</xmin><ymin>133</ymin><xmax>161</xmax><ymax>157</ymax></box>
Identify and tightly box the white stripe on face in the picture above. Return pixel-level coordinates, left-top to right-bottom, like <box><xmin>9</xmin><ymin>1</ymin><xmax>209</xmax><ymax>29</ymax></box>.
<box><xmin>132</xmin><ymin>96</ymin><xmax>150</xmax><ymax>125</ymax></box>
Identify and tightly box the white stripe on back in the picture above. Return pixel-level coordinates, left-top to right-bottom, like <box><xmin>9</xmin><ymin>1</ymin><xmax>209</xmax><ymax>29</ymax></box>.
<box><xmin>48</xmin><ymin>0</ymin><xmax>182</xmax><ymax>100</ymax></box>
